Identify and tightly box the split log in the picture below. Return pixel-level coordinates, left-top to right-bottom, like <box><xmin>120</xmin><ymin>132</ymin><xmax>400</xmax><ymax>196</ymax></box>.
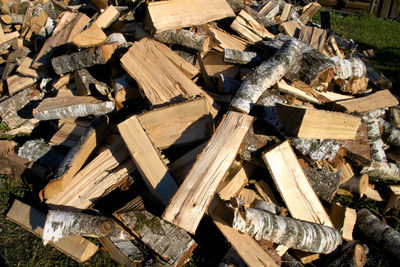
<box><xmin>339</xmin><ymin>123</ymin><xmax>371</xmax><ymax>167</ymax></box>
<box><xmin>279</xmin><ymin>20</ymin><xmax>302</xmax><ymax>37</ymax></box>
<box><xmin>324</xmin><ymin>241</ymin><xmax>367</xmax><ymax>267</ymax></box>
<box><xmin>6</xmin><ymin>200</ymin><xmax>98</xmax><ymax>262</ymax></box>
<box><xmin>299</xmin><ymin>2</ymin><xmax>321</xmax><ymax>24</ymax></box>
<box><xmin>362</xmin><ymin>161</ymin><xmax>400</xmax><ymax>182</ymax></box>
<box><xmin>198</xmin><ymin>51</ymin><xmax>240</xmax><ymax>85</ymax></box>
<box><xmin>6</xmin><ymin>74</ymin><xmax>37</xmax><ymax>96</ymax></box>
<box><xmin>33</xmin><ymin>96</ymin><xmax>115</xmax><ymax>121</ymax></box>
<box><xmin>72</xmin><ymin>23</ymin><xmax>107</xmax><ymax>48</ymax></box>
<box><xmin>230</xmin><ymin>39</ymin><xmax>303</xmax><ymax>114</ymax></box>
<box><xmin>163</xmin><ymin>112</ymin><xmax>253</xmax><ymax>234</ymax></box>
<box><xmin>74</xmin><ymin>69</ymin><xmax>110</xmax><ymax>96</ymax></box>
<box><xmin>299</xmin><ymin>26</ymin><xmax>327</xmax><ymax>51</ymax></box>
<box><xmin>232</xmin><ymin>208</ymin><xmax>341</xmax><ymax>254</ymax></box>
<box><xmin>339</xmin><ymin>162</ymin><xmax>354</xmax><ymax>185</ymax></box>
<box><xmin>2</xmin><ymin>47</ymin><xmax>31</xmax><ymax>80</ymax></box>
<box><xmin>205</xmin><ymin>24</ymin><xmax>249</xmax><ymax>51</ymax></box>
<box><xmin>99</xmin><ymin>236</ymin><xmax>145</xmax><ymax>266</ymax></box>
<box><xmin>223</xmin><ymin>48</ymin><xmax>261</xmax><ymax>65</ymax></box>
<box><xmin>304</xmin><ymin>167</ymin><xmax>340</xmax><ymax>202</ymax></box>
<box><xmin>364</xmin><ymin>185</ymin><xmax>383</xmax><ymax>202</ymax></box>
<box><xmin>114</xmin><ymin>204</ymin><xmax>197</xmax><ymax>267</ymax></box>
<box><xmin>276</xmin><ymin>81</ymin><xmax>321</xmax><ymax>104</ymax></box>
<box><xmin>291</xmin><ymin>138</ymin><xmax>341</xmax><ymax>161</ymax></box>
<box><xmin>145</xmin><ymin>0</ymin><xmax>235</xmax><ymax>34</ymax></box>
<box><xmin>388</xmin><ymin>106</ymin><xmax>400</xmax><ymax>128</ymax></box>
<box><xmin>50</xmin><ymin>120</ymin><xmax>88</xmax><ymax>148</ymax></box>
<box><xmin>218</xmin><ymin>163</ymin><xmax>253</xmax><ymax>201</ymax></box>
<box><xmin>276</xmin><ymin>103</ymin><xmax>361</xmax><ymax>140</ymax></box>
<box><xmin>329</xmin><ymin>203</ymin><xmax>357</xmax><ymax>241</ymax></box>
<box><xmin>263</xmin><ymin>140</ymin><xmax>334</xmax><ymax>227</ymax></box>
<box><xmin>339</xmin><ymin>174</ymin><xmax>369</xmax><ymax>197</ymax></box>
<box><xmin>154</xmin><ymin>29</ymin><xmax>210</xmax><ymax>52</ymax></box>
<box><xmin>0</xmin><ymin>152</ymin><xmax>29</xmax><ymax>177</ymax></box>
<box><xmin>94</xmin><ymin>5</ymin><xmax>119</xmax><ymax>29</ymax></box>
<box><xmin>51</xmin><ymin>48</ymin><xmax>107</xmax><ymax>75</ymax></box>
<box><xmin>384</xmin><ymin>185</ymin><xmax>400</xmax><ymax>216</ymax></box>
<box><xmin>113</xmin><ymin>74</ymin><xmax>140</xmax><ymax>105</ymax></box>
<box><xmin>356</xmin><ymin>208</ymin><xmax>400</xmax><ymax>260</ymax></box>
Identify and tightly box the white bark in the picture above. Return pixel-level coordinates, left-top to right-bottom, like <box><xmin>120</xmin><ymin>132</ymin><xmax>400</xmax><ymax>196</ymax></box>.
<box><xmin>291</xmin><ymin>138</ymin><xmax>341</xmax><ymax>161</ymax></box>
<box><xmin>362</xmin><ymin>109</ymin><xmax>387</xmax><ymax>163</ymax></box>
<box><xmin>362</xmin><ymin>162</ymin><xmax>400</xmax><ymax>182</ymax></box>
<box><xmin>379</xmin><ymin>118</ymin><xmax>400</xmax><ymax>148</ymax></box>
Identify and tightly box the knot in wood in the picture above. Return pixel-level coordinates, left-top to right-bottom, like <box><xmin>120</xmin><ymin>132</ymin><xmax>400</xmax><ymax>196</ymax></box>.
<box><xmin>100</xmin><ymin>220</ymin><xmax>112</xmax><ymax>234</ymax></box>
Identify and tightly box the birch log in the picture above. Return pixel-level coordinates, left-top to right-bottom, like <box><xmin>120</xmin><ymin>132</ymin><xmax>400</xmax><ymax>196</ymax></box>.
<box><xmin>332</xmin><ymin>56</ymin><xmax>367</xmax><ymax>80</ymax></box>
<box><xmin>379</xmin><ymin>118</ymin><xmax>400</xmax><ymax>148</ymax></box>
<box><xmin>154</xmin><ymin>29</ymin><xmax>209</xmax><ymax>51</ymax></box>
<box><xmin>232</xmin><ymin>208</ymin><xmax>341</xmax><ymax>254</ymax></box>
<box><xmin>291</xmin><ymin>138</ymin><xmax>341</xmax><ymax>161</ymax></box>
<box><xmin>362</xmin><ymin>109</ymin><xmax>387</xmax><ymax>163</ymax></box>
<box><xmin>362</xmin><ymin>161</ymin><xmax>400</xmax><ymax>182</ymax></box>
<box><xmin>230</xmin><ymin>39</ymin><xmax>303</xmax><ymax>113</ymax></box>
<box><xmin>223</xmin><ymin>48</ymin><xmax>261</xmax><ymax>65</ymax></box>
<box><xmin>304</xmin><ymin>167</ymin><xmax>340</xmax><ymax>202</ymax></box>
<box><xmin>356</xmin><ymin>208</ymin><xmax>400</xmax><ymax>260</ymax></box>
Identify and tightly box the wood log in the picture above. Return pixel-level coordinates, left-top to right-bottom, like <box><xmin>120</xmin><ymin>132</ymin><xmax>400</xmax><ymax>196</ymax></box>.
<box><xmin>206</xmin><ymin>24</ymin><xmax>249</xmax><ymax>51</ymax></box>
<box><xmin>1</xmin><ymin>14</ymin><xmax>24</xmax><ymax>24</ymax></box>
<box><xmin>94</xmin><ymin>5</ymin><xmax>119</xmax><ymax>29</ymax></box>
<box><xmin>2</xmin><ymin>47</ymin><xmax>31</xmax><ymax>80</ymax></box>
<box><xmin>120</xmin><ymin>38</ymin><xmax>217</xmax><ymax>116</ymax></box>
<box><xmin>50</xmin><ymin>120</ymin><xmax>88</xmax><ymax>148</ymax></box>
<box><xmin>114</xmin><ymin>204</ymin><xmax>197</xmax><ymax>267</ymax></box>
<box><xmin>304</xmin><ymin>167</ymin><xmax>340</xmax><ymax>202</ymax></box>
<box><xmin>329</xmin><ymin>203</ymin><xmax>357</xmax><ymax>241</ymax></box>
<box><xmin>276</xmin><ymin>80</ymin><xmax>321</xmax><ymax>104</ymax></box>
<box><xmin>291</xmin><ymin>138</ymin><xmax>341</xmax><ymax>161</ymax></box>
<box><xmin>154</xmin><ymin>29</ymin><xmax>210</xmax><ymax>52</ymax></box>
<box><xmin>163</xmin><ymin>112</ymin><xmax>253</xmax><ymax>234</ymax></box>
<box><xmin>0</xmin><ymin>152</ymin><xmax>29</xmax><ymax>177</ymax></box>
<box><xmin>384</xmin><ymin>185</ymin><xmax>400</xmax><ymax>216</ymax></box>
<box><xmin>356</xmin><ymin>208</ymin><xmax>400</xmax><ymax>260</ymax></box>
<box><xmin>72</xmin><ymin>22</ymin><xmax>107</xmax><ymax>48</ymax></box>
<box><xmin>339</xmin><ymin>162</ymin><xmax>355</xmax><ymax>185</ymax></box>
<box><xmin>263</xmin><ymin>140</ymin><xmax>334</xmax><ymax>227</ymax></box>
<box><xmin>299</xmin><ymin>26</ymin><xmax>327</xmax><ymax>51</ymax></box>
<box><xmin>198</xmin><ymin>51</ymin><xmax>240</xmax><ymax>84</ymax></box>
<box><xmin>99</xmin><ymin>236</ymin><xmax>144</xmax><ymax>266</ymax></box>
<box><xmin>339</xmin><ymin>174</ymin><xmax>369</xmax><ymax>197</ymax></box>
<box><xmin>325</xmin><ymin>241</ymin><xmax>367</xmax><ymax>267</ymax></box>
<box><xmin>299</xmin><ymin>2</ymin><xmax>321</xmax><ymax>24</ymax></box>
<box><xmin>230</xmin><ymin>39</ymin><xmax>303</xmax><ymax>114</ymax></box>
<box><xmin>6</xmin><ymin>200</ymin><xmax>98</xmax><ymax>262</ymax></box>
<box><xmin>389</xmin><ymin>106</ymin><xmax>400</xmax><ymax>129</ymax></box>
<box><xmin>0</xmin><ymin>87</ymin><xmax>44</xmax><ymax>130</ymax></box>
<box><xmin>33</xmin><ymin>96</ymin><xmax>114</xmax><ymax>121</ymax></box>
<box><xmin>339</xmin><ymin>123</ymin><xmax>371</xmax><ymax>167</ymax></box>
<box><xmin>137</xmin><ymin>97</ymin><xmax>213</xmax><ymax>149</ymax></box>
<box><xmin>364</xmin><ymin>185</ymin><xmax>383</xmax><ymax>202</ymax></box>
<box><xmin>74</xmin><ymin>68</ymin><xmax>110</xmax><ymax>96</ymax></box>
<box><xmin>51</xmin><ymin>48</ymin><xmax>107</xmax><ymax>75</ymax></box>
<box><xmin>145</xmin><ymin>0</ymin><xmax>235</xmax><ymax>34</ymax></box>
<box><xmin>232</xmin><ymin>208</ymin><xmax>341</xmax><ymax>254</ymax></box>
<box><xmin>223</xmin><ymin>48</ymin><xmax>261</xmax><ymax>65</ymax></box>
<box><xmin>331</xmin><ymin>56</ymin><xmax>367</xmax><ymax>80</ymax></box>
<box><xmin>362</xmin><ymin>161</ymin><xmax>400</xmax><ymax>182</ymax></box>
<box><xmin>6</xmin><ymin>74</ymin><xmax>37</xmax><ymax>96</ymax></box>
<box><xmin>332</xmin><ymin>90</ymin><xmax>398</xmax><ymax>114</ymax></box>
<box><xmin>276</xmin><ymin>103</ymin><xmax>361</xmax><ymax>139</ymax></box>
<box><xmin>279</xmin><ymin>20</ymin><xmax>302</xmax><ymax>37</ymax></box>
<box><xmin>379</xmin><ymin>118</ymin><xmax>400</xmax><ymax>148</ymax></box>
<box><xmin>362</xmin><ymin>109</ymin><xmax>387</xmax><ymax>163</ymax></box>
<box><xmin>118</xmin><ymin>115</ymin><xmax>178</xmax><ymax>205</ymax></box>
<box><xmin>218</xmin><ymin>163</ymin><xmax>253</xmax><ymax>201</ymax></box>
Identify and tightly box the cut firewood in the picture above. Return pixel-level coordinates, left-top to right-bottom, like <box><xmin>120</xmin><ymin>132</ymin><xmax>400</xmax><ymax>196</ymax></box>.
<box><xmin>231</xmin><ymin>10</ymin><xmax>275</xmax><ymax>43</ymax></box>
<box><xmin>262</xmin><ymin>140</ymin><xmax>334</xmax><ymax>227</ymax></box>
<box><xmin>163</xmin><ymin>112</ymin><xmax>253</xmax><ymax>234</ymax></box>
<box><xmin>94</xmin><ymin>5</ymin><xmax>119</xmax><ymax>29</ymax></box>
<box><xmin>324</xmin><ymin>241</ymin><xmax>367</xmax><ymax>267</ymax></box>
<box><xmin>280</xmin><ymin>3</ymin><xmax>293</xmax><ymax>21</ymax></box>
<box><xmin>218</xmin><ymin>163</ymin><xmax>253</xmax><ymax>201</ymax></box>
<box><xmin>299</xmin><ymin>26</ymin><xmax>327</xmax><ymax>51</ymax></box>
<box><xmin>32</xmin><ymin>12</ymin><xmax>90</xmax><ymax>68</ymax></box>
<box><xmin>379</xmin><ymin>118</ymin><xmax>400</xmax><ymax>148</ymax></box>
<box><xmin>339</xmin><ymin>174</ymin><xmax>369</xmax><ymax>197</ymax></box>
<box><xmin>51</xmin><ymin>48</ymin><xmax>107</xmax><ymax>75</ymax></box>
<box><xmin>72</xmin><ymin>22</ymin><xmax>107</xmax><ymax>48</ymax></box>
<box><xmin>198</xmin><ymin>51</ymin><xmax>240</xmax><ymax>82</ymax></box>
<box><xmin>231</xmin><ymin>39</ymin><xmax>303</xmax><ymax>113</ymax></box>
<box><xmin>145</xmin><ymin>0</ymin><xmax>235</xmax><ymax>34</ymax></box>
<box><xmin>252</xmin><ymin>180</ymin><xmax>279</xmax><ymax>205</ymax></box>
<box><xmin>33</xmin><ymin>96</ymin><xmax>114</xmax><ymax>121</ymax></box>
<box><xmin>332</xmin><ymin>56</ymin><xmax>367</xmax><ymax>81</ymax></box>
<box><xmin>384</xmin><ymin>185</ymin><xmax>400</xmax><ymax>216</ymax></box>
<box><xmin>356</xmin><ymin>208</ymin><xmax>400</xmax><ymax>261</ymax></box>
<box><xmin>291</xmin><ymin>138</ymin><xmax>341</xmax><ymax>161</ymax></box>
<box><xmin>99</xmin><ymin>236</ymin><xmax>145</xmax><ymax>267</ymax></box>
<box><xmin>6</xmin><ymin>200</ymin><xmax>98</xmax><ymax>262</ymax></box>
<box><xmin>74</xmin><ymin>68</ymin><xmax>110</xmax><ymax>96</ymax></box>
<box><xmin>339</xmin><ymin>122</ymin><xmax>371</xmax><ymax>167</ymax></box>
<box><xmin>223</xmin><ymin>48</ymin><xmax>261</xmax><ymax>65</ymax></box>
<box><xmin>279</xmin><ymin>20</ymin><xmax>302</xmax><ymax>37</ymax></box>
<box><xmin>364</xmin><ymin>185</ymin><xmax>383</xmax><ymax>202</ymax></box>
<box><xmin>276</xmin><ymin>80</ymin><xmax>320</xmax><ymax>104</ymax></box>
<box><xmin>276</xmin><ymin>103</ymin><xmax>361</xmax><ymax>139</ymax></box>
<box><xmin>0</xmin><ymin>152</ymin><xmax>29</xmax><ymax>177</ymax></box>
<box><xmin>332</xmin><ymin>90</ymin><xmax>399</xmax><ymax>114</ymax></box>
<box><xmin>120</xmin><ymin>38</ymin><xmax>217</xmax><ymax>116</ymax></box>
<box><xmin>206</xmin><ymin>24</ymin><xmax>249</xmax><ymax>51</ymax></box>
<box><xmin>2</xmin><ymin>47</ymin><xmax>31</xmax><ymax>80</ymax></box>
<box><xmin>6</xmin><ymin>74</ymin><xmax>37</xmax><ymax>96</ymax></box>
<box><xmin>304</xmin><ymin>167</ymin><xmax>340</xmax><ymax>202</ymax></box>
<box><xmin>50</xmin><ymin>120</ymin><xmax>88</xmax><ymax>148</ymax></box>
<box><xmin>339</xmin><ymin>162</ymin><xmax>355</xmax><ymax>185</ymax></box>
<box><xmin>329</xmin><ymin>203</ymin><xmax>357</xmax><ymax>241</ymax></box>
<box><xmin>118</xmin><ymin>115</ymin><xmax>178</xmax><ymax>205</ymax></box>
<box><xmin>154</xmin><ymin>29</ymin><xmax>210</xmax><ymax>52</ymax></box>
<box><xmin>299</xmin><ymin>2</ymin><xmax>321</xmax><ymax>24</ymax></box>
<box><xmin>137</xmin><ymin>98</ymin><xmax>213</xmax><ymax>149</ymax></box>
<box><xmin>237</xmin><ymin>188</ymin><xmax>263</xmax><ymax>205</ymax></box>
<box><xmin>114</xmin><ymin>199</ymin><xmax>197</xmax><ymax>267</ymax></box>
<box><xmin>113</xmin><ymin>75</ymin><xmax>141</xmax><ymax>106</ymax></box>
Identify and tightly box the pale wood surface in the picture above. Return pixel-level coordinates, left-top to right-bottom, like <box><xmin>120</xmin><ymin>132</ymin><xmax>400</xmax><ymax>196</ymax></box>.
<box><xmin>6</xmin><ymin>74</ymin><xmax>37</xmax><ymax>95</ymax></box>
<box><xmin>6</xmin><ymin>199</ymin><xmax>98</xmax><ymax>262</ymax></box>
<box><xmin>231</xmin><ymin>10</ymin><xmax>275</xmax><ymax>43</ymax></box>
<box><xmin>72</xmin><ymin>23</ymin><xmax>107</xmax><ymax>48</ymax></box>
<box><xmin>138</xmin><ymin>98</ymin><xmax>212</xmax><ymax>149</ymax></box>
<box><xmin>118</xmin><ymin>115</ymin><xmax>178</xmax><ymax>205</ymax></box>
<box><xmin>218</xmin><ymin>164</ymin><xmax>252</xmax><ymax>201</ymax></box>
<box><xmin>94</xmin><ymin>5</ymin><xmax>119</xmax><ymax>29</ymax></box>
<box><xmin>276</xmin><ymin>103</ymin><xmax>361</xmax><ymax>139</ymax></box>
<box><xmin>50</xmin><ymin>121</ymin><xmax>87</xmax><ymax>148</ymax></box>
<box><xmin>330</xmin><ymin>203</ymin><xmax>356</xmax><ymax>241</ymax></box>
<box><xmin>162</xmin><ymin>112</ymin><xmax>253</xmax><ymax>234</ymax></box>
<box><xmin>300</xmin><ymin>2</ymin><xmax>321</xmax><ymax>24</ymax></box>
<box><xmin>364</xmin><ymin>186</ymin><xmax>383</xmax><ymax>201</ymax></box>
<box><xmin>263</xmin><ymin>140</ymin><xmax>334</xmax><ymax>227</ymax></box>
<box><xmin>276</xmin><ymin>80</ymin><xmax>320</xmax><ymax>104</ymax></box>
<box><xmin>299</xmin><ymin>26</ymin><xmax>327</xmax><ymax>51</ymax></box>
<box><xmin>207</xmin><ymin>25</ymin><xmax>249</xmax><ymax>51</ymax></box>
<box><xmin>146</xmin><ymin>0</ymin><xmax>235</xmax><ymax>33</ymax></box>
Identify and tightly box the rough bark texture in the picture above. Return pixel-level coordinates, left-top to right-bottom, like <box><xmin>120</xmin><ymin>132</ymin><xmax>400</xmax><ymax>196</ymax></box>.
<box><xmin>325</xmin><ymin>241</ymin><xmax>368</xmax><ymax>267</ymax></box>
<box><xmin>380</xmin><ymin>118</ymin><xmax>400</xmax><ymax>148</ymax></box>
<box><xmin>299</xmin><ymin>49</ymin><xmax>335</xmax><ymax>86</ymax></box>
<box><xmin>291</xmin><ymin>138</ymin><xmax>341</xmax><ymax>161</ymax></box>
<box><xmin>362</xmin><ymin>109</ymin><xmax>387</xmax><ymax>163</ymax></box>
<box><xmin>99</xmin><ymin>236</ymin><xmax>145</xmax><ymax>266</ymax></box>
<box><xmin>232</xmin><ymin>208</ymin><xmax>341</xmax><ymax>254</ymax></box>
<box><xmin>339</xmin><ymin>174</ymin><xmax>369</xmax><ymax>196</ymax></box>
<box><xmin>332</xmin><ymin>56</ymin><xmax>367</xmax><ymax>80</ymax></box>
<box><xmin>18</xmin><ymin>139</ymin><xmax>51</xmax><ymax>161</ymax></box>
<box><xmin>356</xmin><ymin>208</ymin><xmax>400</xmax><ymax>261</ymax></box>
<box><xmin>362</xmin><ymin>162</ymin><xmax>400</xmax><ymax>182</ymax></box>
<box><xmin>304</xmin><ymin>167</ymin><xmax>340</xmax><ymax>202</ymax></box>
<box><xmin>115</xmin><ymin>210</ymin><xmax>197</xmax><ymax>267</ymax></box>
<box><xmin>230</xmin><ymin>39</ymin><xmax>303</xmax><ymax>113</ymax></box>
<box><xmin>281</xmin><ymin>252</ymin><xmax>304</xmax><ymax>267</ymax></box>
<box><xmin>256</xmin><ymin>89</ymin><xmax>287</xmax><ymax>134</ymax></box>
<box><xmin>154</xmin><ymin>29</ymin><xmax>207</xmax><ymax>51</ymax></box>
<box><xmin>51</xmin><ymin>48</ymin><xmax>106</xmax><ymax>75</ymax></box>
<box><xmin>224</xmin><ymin>48</ymin><xmax>261</xmax><ymax>65</ymax></box>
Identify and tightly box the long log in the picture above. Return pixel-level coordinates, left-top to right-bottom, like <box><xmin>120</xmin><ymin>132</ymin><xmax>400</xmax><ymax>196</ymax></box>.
<box><xmin>356</xmin><ymin>208</ymin><xmax>400</xmax><ymax>260</ymax></box>
<box><xmin>291</xmin><ymin>138</ymin><xmax>341</xmax><ymax>161</ymax></box>
<box><xmin>232</xmin><ymin>208</ymin><xmax>341</xmax><ymax>254</ymax></box>
<box><xmin>362</xmin><ymin>161</ymin><xmax>400</xmax><ymax>182</ymax></box>
<box><xmin>230</xmin><ymin>39</ymin><xmax>303</xmax><ymax>114</ymax></box>
<box><xmin>154</xmin><ymin>29</ymin><xmax>209</xmax><ymax>51</ymax></box>
<box><xmin>332</xmin><ymin>56</ymin><xmax>367</xmax><ymax>80</ymax></box>
<box><xmin>361</xmin><ymin>109</ymin><xmax>387</xmax><ymax>163</ymax></box>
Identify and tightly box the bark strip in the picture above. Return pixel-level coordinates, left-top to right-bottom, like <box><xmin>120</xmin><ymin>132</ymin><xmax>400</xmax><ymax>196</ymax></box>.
<box><xmin>154</xmin><ymin>29</ymin><xmax>208</xmax><ymax>51</ymax></box>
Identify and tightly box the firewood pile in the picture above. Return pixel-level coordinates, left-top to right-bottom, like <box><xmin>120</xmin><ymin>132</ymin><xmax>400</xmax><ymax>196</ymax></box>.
<box><xmin>1</xmin><ymin>0</ymin><xmax>400</xmax><ymax>266</ymax></box>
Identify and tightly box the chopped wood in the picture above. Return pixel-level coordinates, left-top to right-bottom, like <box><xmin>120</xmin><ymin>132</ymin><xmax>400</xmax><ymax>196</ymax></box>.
<box><xmin>329</xmin><ymin>203</ymin><xmax>357</xmax><ymax>241</ymax></box>
<box><xmin>304</xmin><ymin>167</ymin><xmax>340</xmax><ymax>202</ymax></box>
<box><xmin>332</xmin><ymin>56</ymin><xmax>367</xmax><ymax>80</ymax></box>
<box><xmin>145</xmin><ymin>0</ymin><xmax>235</xmax><ymax>34</ymax></box>
<box><xmin>237</xmin><ymin>188</ymin><xmax>263</xmax><ymax>205</ymax></box>
<box><xmin>99</xmin><ymin>237</ymin><xmax>145</xmax><ymax>266</ymax></box>
<box><xmin>231</xmin><ymin>39</ymin><xmax>303</xmax><ymax>113</ymax></box>
<box><xmin>49</xmin><ymin>121</ymin><xmax>86</xmax><ymax>148</ymax></box>
<box><xmin>223</xmin><ymin>48</ymin><xmax>261</xmax><ymax>65</ymax></box>
<box><xmin>362</xmin><ymin>161</ymin><xmax>400</xmax><ymax>182</ymax></box>
<box><xmin>206</xmin><ymin>24</ymin><xmax>249</xmax><ymax>51</ymax></box>
<box><xmin>94</xmin><ymin>5</ymin><xmax>119</xmax><ymax>29</ymax></box>
<box><xmin>90</xmin><ymin>0</ymin><xmax>108</xmax><ymax>10</ymax></box>
<box><xmin>6</xmin><ymin>200</ymin><xmax>98</xmax><ymax>262</ymax></box>
<box><xmin>252</xmin><ymin>180</ymin><xmax>279</xmax><ymax>204</ymax></box>
<box><xmin>231</xmin><ymin>10</ymin><xmax>275</xmax><ymax>43</ymax></box>
<box><xmin>198</xmin><ymin>51</ymin><xmax>240</xmax><ymax>80</ymax></box>
<box><xmin>276</xmin><ymin>103</ymin><xmax>361</xmax><ymax>139</ymax></box>
<box><xmin>232</xmin><ymin>207</ymin><xmax>341</xmax><ymax>253</ymax></box>
<box><xmin>163</xmin><ymin>112</ymin><xmax>253</xmax><ymax>234</ymax></box>
<box><xmin>51</xmin><ymin>48</ymin><xmax>107</xmax><ymax>75</ymax></box>
<box><xmin>118</xmin><ymin>115</ymin><xmax>178</xmax><ymax>205</ymax></box>
<box><xmin>280</xmin><ymin>3</ymin><xmax>293</xmax><ymax>21</ymax></box>
<box><xmin>33</xmin><ymin>96</ymin><xmax>114</xmax><ymax>121</ymax></box>
<box><xmin>339</xmin><ymin>174</ymin><xmax>369</xmax><ymax>197</ymax></box>
<box><xmin>6</xmin><ymin>74</ymin><xmax>37</xmax><ymax>96</ymax></box>
<box><xmin>339</xmin><ymin>162</ymin><xmax>355</xmax><ymax>185</ymax></box>
<box><xmin>262</xmin><ymin>140</ymin><xmax>334</xmax><ymax>227</ymax></box>
<box><xmin>1</xmin><ymin>14</ymin><xmax>24</xmax><ymax>24</ymax></box>
<box><xmin>324</xmin><ymin>241</ymin><xmax>367</xmax><ymax>267</ymax></box>
<box><xmin>72</xmin><ymin>23</ymin><xmax>107</xmax><ymax>48</ymax></box>
<box><xmin>114</xmin><ymin>204</ymin><xmax>197</xmax><ymax>267</ymax></box>
<box><xmin>276</xmin><ymin>80</ymin><xmax>320</xmax><ymax>104</ymax></box>
<box><xmin>291</xmin><ymin>138</ymin><xmax>341</xmax><ymax>161</ymax></box>
<box><xmin>364</xmin><ymin>185</ymin><xmax>384</xmax><ymax>202</ymax></box>
<box><xmin>0</xmin><ymin>152</ymin><xmax>29</xmax><ymax>177</ymax></box>
<box><xmin>218</xmin><ymin>163</ymin><xmax>253</xmax><ymax>201</ymax></box>
<box><xmin>137</xmin><ymin>98</ymin><xmax>213</xmax><ymax>149</ymax></box>
<box><xmin>299</xmin><ymin>26</ymin><xmax>327</xmax><ymax>51</ymax></box>
<box><xmin>299</xmin><ymin>2</ymin><xmax>321</xmax><ymax>24</ymax></box>
<box><xmin>333</xmin><ymin>90</ymin><xmax>399</xmax><ymax>114</ymax></box>
<box><xmin>120</xmin><ymin>38</ymin><xmax>217</xmax><ymax>116</ymax></box>
<box><xmin>356</xmin><ymin>208</ymin><xmax>400</xmax><ymax>261</ymax></box>
<box><xmin>339</xmin><ymin>123</ymin><xmax>371</xmax><ymax>167</ymax></box>
<box><xmin>74</xmin><ymin>68</ymin><xmax>110</xmax><ymax>96</ymax></box>
<box><xmin>279</xmin><ymin>20</ymin><xmax>302</xmax><ymax>37</ymax></box>
<box><xmin>154</xmin><ymin>29</ymin><xmax>210</xmax><ymax>52</ymax></box>
<box><xmin>384</xmin><ymin>185</ymin><xmax>400</xmax><ymax>216</ymax></box>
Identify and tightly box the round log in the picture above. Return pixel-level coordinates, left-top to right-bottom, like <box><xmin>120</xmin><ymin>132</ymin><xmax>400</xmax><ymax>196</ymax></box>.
<box><xmin>339</xmin><ymin>174</ymin><xmax>369</xmax><ymax>197</ymax></box>
<box><xmin>326</xmin><ymin>241</ymin><xmax>367</xmax><ymax>267</ymax></box>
